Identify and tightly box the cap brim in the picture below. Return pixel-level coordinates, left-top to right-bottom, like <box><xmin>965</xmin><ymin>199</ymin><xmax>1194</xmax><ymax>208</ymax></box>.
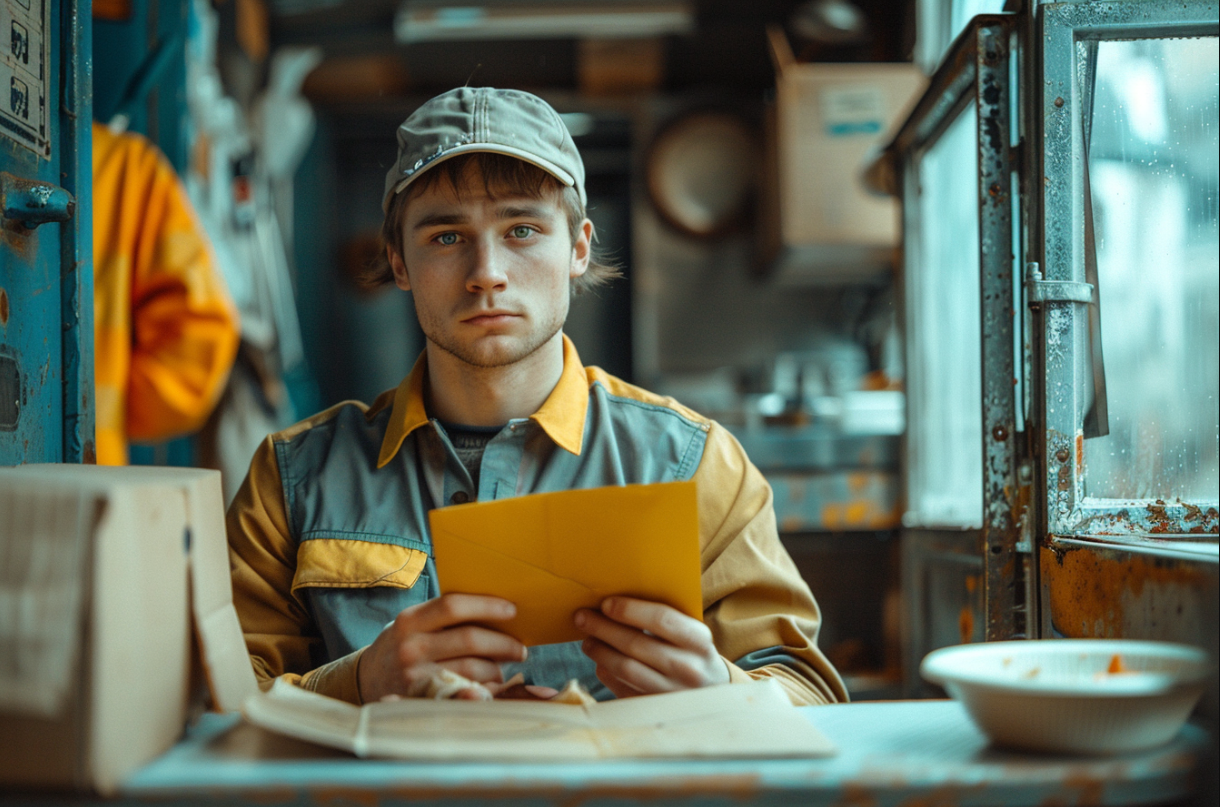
<box><xmin>390</xmin><ymin>143</ymin><xmax>578</xmax><ymax>203</ymax></box>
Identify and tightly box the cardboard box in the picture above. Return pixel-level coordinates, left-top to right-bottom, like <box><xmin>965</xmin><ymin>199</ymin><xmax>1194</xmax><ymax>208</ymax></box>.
<box><xmin>764</xmin><ymin>28</ymin><xmax>925</xmax><ymax>258</ymax></box>
<box><xmin>0</xmin><ymin>465</ymin><xmax>256</xmax><ymax>795</ymax></box>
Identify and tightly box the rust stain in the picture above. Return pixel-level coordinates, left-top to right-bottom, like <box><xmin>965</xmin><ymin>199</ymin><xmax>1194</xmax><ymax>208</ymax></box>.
<box><xmin>833</xmin><ymin>782</ymin><xmax>880</xmax><ymax>807</ymax></box>
<box><xmin>310</xmin><ymin>788</ymin><xmax>380</xmax><ymax>807</ymax></box>
<box><xmin>1000</xmin><ymin>551</ymin><xmax>1015</xmax><ymax>583</ymax></box>
<box><xmin>1179</xmin><ymin>502</ymin><xmax>1219</xmax><ymax>533</ymax></box>
<box><xmin>898</xmin><ymin>782</ymin><xmax>985</xmax><ymax>806</ymax></box>
<box><xmin>235</xmin><ymin>786</ymin><xmax>298</xmax><ymax>805</ymax></box>
<box><xmin>300</xmin><ymin>773</ymin><xmax>765</xmax><ymax>806</ymax></box>
<box><xmin>965</xmin><ymin>575</ymin><xmax>978</xmax><ymax>594</ymax></box>
<box><xmin>1009</xmin><ymin>477</ymin><xmax>1034</xmax><ymax>539</ymax></box>
<box><xmin>820</xmin><ymin>499</ymin><xmax>901</xmax><ymax>531</ymax></box>
<box><xmin>1056</xmin><ymin>450</ymin><xmax>1071</xmax><ymax>491</ymax></box>
<box><xmin>1059</xmin><ymin>770</ymin><xmax>1107</xmax><ymax>806</ymax></box>
<box><xmin>1042</xmin><ymin>544</ymin><xmax>1207</xmax><ymax>637</ymax></box>
<box><xmin>959</xmin><ymin>605</ymin><xmax>975</xmax><ymax>644</ymax></box>
<box><xmin>259</xmin><ymin>773</ymin><xmax>770</xmax><ymax>807</ymax></box>
<box><xmin>1075</xmin><ymin>432</ymin><xmax>1084</xmax><ymax>478</ymax></box>
<box><xmin>1137</xmin><ymin>501</ymin><xmax>1218</xmax><ymax>534</ymax></box>
<box><xmin>83</xmin><ymin>439</ymin><xmax>96</xmax><ymax>465</ymax></box>
<box><xmin>1146</xmin><ymin>500</ymin><xmax>1174</xmax><ymax>534</ymax></box>
<box><xmin>1077</xmin><ymin>509</ymin><xmax>1135</xmax><ymax>535</ymax></box>
<box><xmin>0</xmin><ymin>287</ymin><xmax>8</xmax><ymax>325</ymax></box>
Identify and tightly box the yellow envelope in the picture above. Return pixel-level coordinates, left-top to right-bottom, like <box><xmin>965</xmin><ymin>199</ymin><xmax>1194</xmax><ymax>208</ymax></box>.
<box><xmin>428</xmin><ymin>481</ymin><xmax>702</xmax><ymax>646</ymax></box>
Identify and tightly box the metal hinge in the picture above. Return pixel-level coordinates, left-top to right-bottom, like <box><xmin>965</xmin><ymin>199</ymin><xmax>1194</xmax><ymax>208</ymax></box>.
<box><xmin>1025</xmin><ymin>262</ymin><xmax>1094</xmax><ymax>306</ymax></box>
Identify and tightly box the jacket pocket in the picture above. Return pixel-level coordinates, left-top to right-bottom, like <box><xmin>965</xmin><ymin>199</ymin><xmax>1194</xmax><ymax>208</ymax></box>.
<box><xmin>292</xmin><ymin>537</ymin><xmax>429</xmax><ymax>593</ymax></box>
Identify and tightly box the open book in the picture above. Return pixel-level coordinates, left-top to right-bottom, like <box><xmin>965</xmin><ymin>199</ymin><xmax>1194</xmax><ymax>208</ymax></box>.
<box><xmin>244</xmin><ymin>678</ymin><xmax>836</xmax><ymax>760</ymax></box>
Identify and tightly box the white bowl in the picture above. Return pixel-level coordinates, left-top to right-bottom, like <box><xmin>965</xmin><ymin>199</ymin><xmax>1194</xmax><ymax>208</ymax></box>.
<box><xmin>920</xmin><ymin>639</ymin><xmax>1211</xmax><ymax>754</ymax></box>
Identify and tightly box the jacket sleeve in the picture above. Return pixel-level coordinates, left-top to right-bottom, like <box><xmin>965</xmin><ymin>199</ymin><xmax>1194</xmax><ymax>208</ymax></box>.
<box><xmin>116</xmin><ymin>133</ymin><xmax>240</xmax><ymax>442</ymax></box>
<box><xmin>226</xmin><ymin>436</ymin><xmax>365</xmax><ymax>704</ymax></box>
<box><xmin>694</xmin><ymin>423</ymin><xmax>849</xmax><ymax>706</ymax></box>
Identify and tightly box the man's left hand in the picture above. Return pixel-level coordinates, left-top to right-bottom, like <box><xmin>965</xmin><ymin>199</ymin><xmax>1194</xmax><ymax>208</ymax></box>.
<box><xmin>574</xmin><ymin>597</ymin><xmax>730</xmax><ymax>698</ymax></box>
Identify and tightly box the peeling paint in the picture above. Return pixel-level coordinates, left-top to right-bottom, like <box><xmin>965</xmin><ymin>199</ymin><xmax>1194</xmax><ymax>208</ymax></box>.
<box><xmin>1045</xmin><ymin>305</ymin><xmax>1072</xmax><ymax>365</ymax></box>
<box><xmin>1074</xmin><ymin>503</ymin><xmax>1219</xmax><ymax>537</ymax></box>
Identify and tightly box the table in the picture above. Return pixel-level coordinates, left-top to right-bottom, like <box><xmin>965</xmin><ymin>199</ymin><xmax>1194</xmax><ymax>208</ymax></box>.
<box><xmin>20</xmin><ymin>701</ymin><xmax>1212</xmax><ymax>806</ymax></box>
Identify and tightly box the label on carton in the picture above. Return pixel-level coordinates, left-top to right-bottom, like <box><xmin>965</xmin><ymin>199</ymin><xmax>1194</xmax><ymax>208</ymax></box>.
<box><xmin>820</xmin><ymin>84</ymin><xmax>886</xmax><ymax>137</ymax></box>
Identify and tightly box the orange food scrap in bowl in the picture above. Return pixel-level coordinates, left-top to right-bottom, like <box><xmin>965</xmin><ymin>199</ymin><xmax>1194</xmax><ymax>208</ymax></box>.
<box><xmin>1108</xmin><ymin>653</ymin><xmax>1127</xmax><ymax>674</ymax></box>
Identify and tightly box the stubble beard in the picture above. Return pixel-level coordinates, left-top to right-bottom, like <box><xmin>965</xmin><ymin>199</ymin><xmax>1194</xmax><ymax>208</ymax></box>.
<box><xmin>419</xmin><ymin>306</ymin><xmax>567</xmax><ymax>370</ymax></box>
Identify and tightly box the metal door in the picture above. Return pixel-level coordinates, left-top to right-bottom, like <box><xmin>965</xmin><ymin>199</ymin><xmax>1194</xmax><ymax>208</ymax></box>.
<box><xmin>0</xmin><ymin>0</ymin><xmax>91</xmax><ymax>465</ymax></box>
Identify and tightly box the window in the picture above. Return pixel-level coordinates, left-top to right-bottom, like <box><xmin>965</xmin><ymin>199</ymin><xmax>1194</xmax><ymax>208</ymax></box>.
<box><xmin>1085</xmin><ymin>37</ymin><xmax>1219</xmax><ymax>502</ymax></box>
<box><xmin>906</xmin><ymin>104</ymin><xmax>984</xmax><ymax>528</ymax></box>
<box><xmin>1038</xmin><ymin>0</ymin><xmax>1219</xmax><ymax>536</ymax></box>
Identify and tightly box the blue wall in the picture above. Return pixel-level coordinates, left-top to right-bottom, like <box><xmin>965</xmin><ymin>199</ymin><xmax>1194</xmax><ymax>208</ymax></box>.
<box><xmin>93</xmin><ymin>0</ymin><xmax>189</xmax><ymax>170</ymax></box>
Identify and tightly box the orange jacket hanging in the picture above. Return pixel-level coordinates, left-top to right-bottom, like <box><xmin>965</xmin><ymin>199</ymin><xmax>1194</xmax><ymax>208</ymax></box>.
<box><xmin>92</xmin><ymin>122</ymin><xmax>240</xmax><ymax>465</ymax></box>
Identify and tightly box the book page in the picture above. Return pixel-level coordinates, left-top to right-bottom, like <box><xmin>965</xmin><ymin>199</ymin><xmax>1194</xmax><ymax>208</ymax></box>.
<box><xmin>245</xmin><ymin>679</ymin><xmax>836</xmax><ymax>760</ymax></box>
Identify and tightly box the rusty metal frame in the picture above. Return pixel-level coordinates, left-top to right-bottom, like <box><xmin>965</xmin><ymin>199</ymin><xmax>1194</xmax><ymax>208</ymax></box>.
<box><xmin>869</xmin><ymin>13</ymin><xmax>1032</xmax><ymax>646</ymax></box>
<box><xmin>1035</xmin><ymin>0</ymin><xmax>1220</xmax><ymax>540</ymax></box>
<box><xmin>973</xmin><ymin>17</ymin><xmax>1031</xmax><ymax>644</ymax></box>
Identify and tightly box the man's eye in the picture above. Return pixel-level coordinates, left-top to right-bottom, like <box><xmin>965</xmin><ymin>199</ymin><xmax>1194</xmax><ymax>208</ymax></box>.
<box><xmin>511</xmin><ymin>226</ymin><xmax>535</xmax><ymax>239</ymax></box>
<box><xmin>437</xmin><ymin>233</ymin><xmax>459</xmax><ymax>246</ymax></box>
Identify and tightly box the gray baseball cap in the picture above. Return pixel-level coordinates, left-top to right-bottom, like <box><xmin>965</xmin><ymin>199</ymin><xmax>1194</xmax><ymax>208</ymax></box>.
<box><xmin>382</xmin><ymin>87</ymin><xmax>586</xmax><ymax>211</ymax></box>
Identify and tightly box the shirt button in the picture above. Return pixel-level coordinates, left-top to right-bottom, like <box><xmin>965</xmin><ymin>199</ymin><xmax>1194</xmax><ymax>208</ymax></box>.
<box><xmin>450</xmin><ymin>490</ymin><xmax>470</xmax><ymax>505</ymax></box>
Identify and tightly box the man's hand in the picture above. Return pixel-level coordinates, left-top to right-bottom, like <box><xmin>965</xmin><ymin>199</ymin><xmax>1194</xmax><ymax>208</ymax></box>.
<box><xmin>358</xmin><ymin>593</ymin><xmax>527</xmax><ymax>703</ymax></box>
<box><xmin>574</xmin><ymin>597</ymin><xmax>730</xmax><ymax>698</ymax></box>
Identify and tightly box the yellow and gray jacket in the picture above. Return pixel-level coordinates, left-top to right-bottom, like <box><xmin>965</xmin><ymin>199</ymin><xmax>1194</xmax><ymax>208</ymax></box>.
<box><xmin>227</xmin><ymin>337</ymin><xmax>847</xmax><ymax>705</ymax></box>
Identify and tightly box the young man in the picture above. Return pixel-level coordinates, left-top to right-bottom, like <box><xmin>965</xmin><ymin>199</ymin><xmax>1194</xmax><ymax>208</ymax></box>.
<box><xmin>227</xmin><ymin>87</ymin><xmax>847</xmax><ymax>706</ymax></box>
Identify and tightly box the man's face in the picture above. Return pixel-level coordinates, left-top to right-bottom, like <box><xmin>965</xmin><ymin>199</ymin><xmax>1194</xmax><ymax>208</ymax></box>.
<box><xmin>389</xmin><ymin>163</ymin><xmax>591</xmax><ymax>369</ymax></box>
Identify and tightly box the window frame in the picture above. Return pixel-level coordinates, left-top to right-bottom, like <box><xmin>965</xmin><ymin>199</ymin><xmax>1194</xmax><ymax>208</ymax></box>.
<box><xmin>870</xmin><ymin>13</ymin><xmax>1030</xmax><ymax>641</ymax></box>
<box><xmin>1035</xmin><ymin>0</ymin><xmax>1220</xmax><ymax>539</ymax></box>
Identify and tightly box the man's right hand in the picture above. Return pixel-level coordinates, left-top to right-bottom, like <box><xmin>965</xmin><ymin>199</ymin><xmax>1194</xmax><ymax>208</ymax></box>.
<box><xmin>357</xmin><ymin>593</ymin><xmax>526</xmax><ymax>703</ymax></box>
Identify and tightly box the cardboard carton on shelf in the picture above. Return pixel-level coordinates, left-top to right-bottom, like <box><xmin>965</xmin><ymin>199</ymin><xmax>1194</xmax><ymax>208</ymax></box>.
<box><xmin>760</xmin><ymin>26</ymin><xmax>925</xmax><ymax>285</ymax></box>
<box><xmin>0</xmin><ymin>465</ymin><xmax>256</xmax><ymax>796</ymax></box>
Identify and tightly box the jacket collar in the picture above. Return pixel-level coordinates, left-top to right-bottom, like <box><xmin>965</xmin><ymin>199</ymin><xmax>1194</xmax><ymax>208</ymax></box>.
<box><xmin>377</xmin><ymin>335</ymin><xmax>587</xmax><ymax>468</ymax></box>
